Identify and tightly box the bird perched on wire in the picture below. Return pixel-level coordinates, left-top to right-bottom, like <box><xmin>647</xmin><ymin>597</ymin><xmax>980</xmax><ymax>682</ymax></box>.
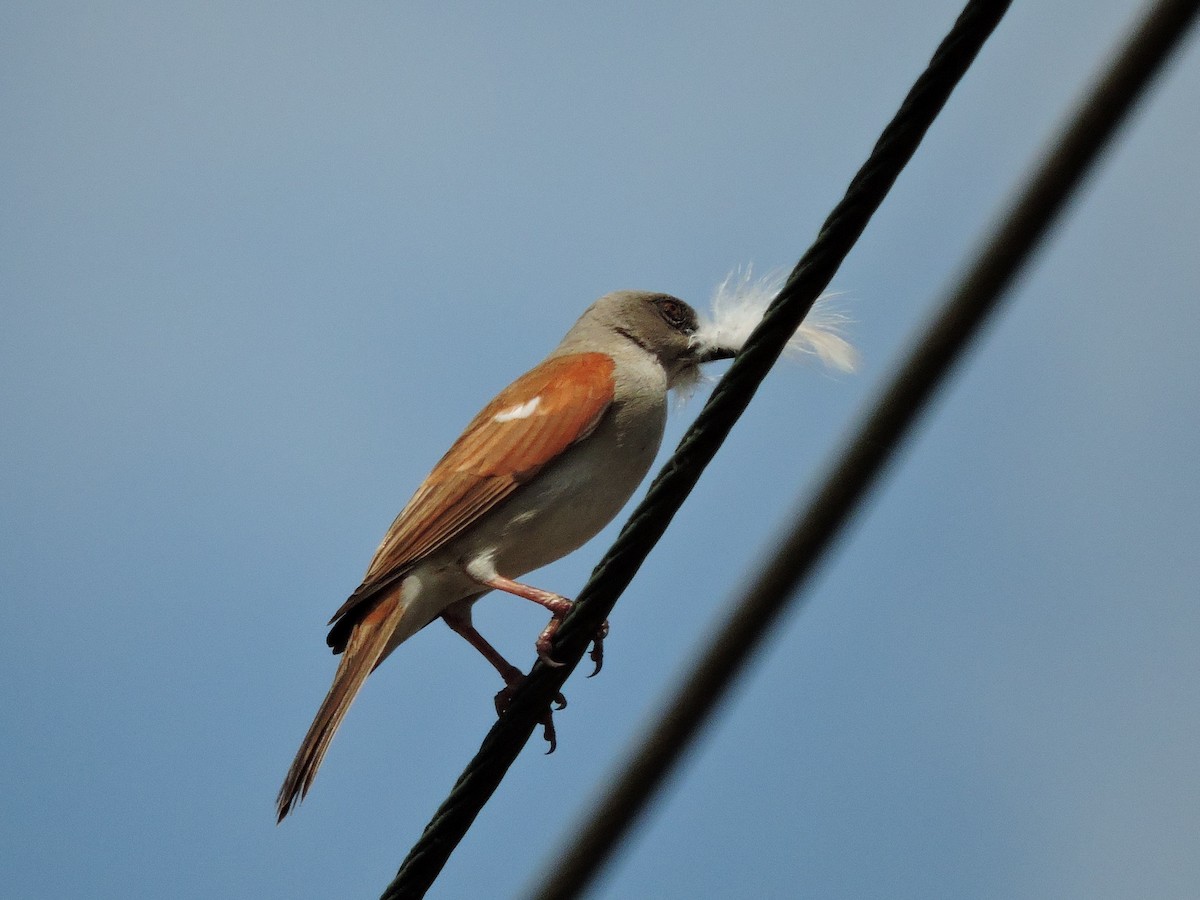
<box><xmin>276</xmin><ymin>285</ymin><xmax>854</xmax><ymax>822</ymax></box>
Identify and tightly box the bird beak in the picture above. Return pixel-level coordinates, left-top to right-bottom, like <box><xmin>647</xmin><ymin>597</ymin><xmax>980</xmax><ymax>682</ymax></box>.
<box><xmin>690</xmin><ymin>344</ymin><xmax>738</xmax><ymax>364</ymax></box>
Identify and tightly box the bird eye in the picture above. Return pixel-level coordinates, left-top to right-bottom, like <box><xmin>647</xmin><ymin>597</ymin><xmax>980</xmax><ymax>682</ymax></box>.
<box><xmin>654</xmin><ymin>296</ymin><xmax>696</xmax><ymax>334</ymax></box>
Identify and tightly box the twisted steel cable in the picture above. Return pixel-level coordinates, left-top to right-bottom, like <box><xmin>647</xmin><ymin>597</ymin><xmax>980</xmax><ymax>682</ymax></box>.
<box><xmin>529</xmin><ymin>1</ymin><xmax>1200</xmax><ymax>896</ymax></box>
<box><xmin>381</xmin><ymin>1</ymin><xmax>1015</xmax><ymax>896</ymax></box>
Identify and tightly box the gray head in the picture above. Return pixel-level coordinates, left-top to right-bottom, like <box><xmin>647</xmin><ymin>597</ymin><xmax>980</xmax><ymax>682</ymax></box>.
<box><xmin>560</xmin><ymin>290</ymin><xmax>732</xmax><ymax>386</ymax></box>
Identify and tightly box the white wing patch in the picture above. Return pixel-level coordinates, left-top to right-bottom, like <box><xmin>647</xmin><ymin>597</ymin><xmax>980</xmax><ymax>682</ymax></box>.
<box><xmin>492</xmin><ymin>396</ymin><xmax>541</xmax><ymax>422</ymax></box>
<box><xmin>464</xmin><ymin>550</ymin><xmax>499</xmax><ymax>583</ymax></box>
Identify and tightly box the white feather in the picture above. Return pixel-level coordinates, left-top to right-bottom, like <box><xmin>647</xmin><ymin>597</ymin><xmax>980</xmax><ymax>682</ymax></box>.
<box><xmin>692</xmin><ymin>268</ymin><xmax>858</xmax><ymax>373</ymax></box>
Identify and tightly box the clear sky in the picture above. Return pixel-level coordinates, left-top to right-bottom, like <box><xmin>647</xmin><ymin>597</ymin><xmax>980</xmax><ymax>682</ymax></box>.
<box><xmin>3</xmin><ymin>3</ymin><xmax>1198</xmax><ymax>898</ymax></box>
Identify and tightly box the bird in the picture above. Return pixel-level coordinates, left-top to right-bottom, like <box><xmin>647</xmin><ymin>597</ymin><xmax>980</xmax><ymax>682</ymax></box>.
<box><xmin>276</xmin><ymin>290</ymin><xmax>736</xmax><ymax>822</ymax></box>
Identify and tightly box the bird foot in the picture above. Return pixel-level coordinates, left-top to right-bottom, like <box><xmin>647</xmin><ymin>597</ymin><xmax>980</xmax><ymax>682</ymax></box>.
<box><xmin>535</xmin><ymin>616</ymin><xmax>610</xmax><ymax>676</ymax></box>
<box><xmin>495</xmin><ymin>678</ymin><xmax>567</xmax><ymax>754</ymax></box>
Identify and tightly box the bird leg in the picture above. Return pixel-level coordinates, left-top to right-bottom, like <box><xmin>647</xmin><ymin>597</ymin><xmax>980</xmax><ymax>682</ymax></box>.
<box><xmin>473</xmin><ymin>573</ymin><xmax>608</xmax><ymax>674</ymax></box>
<box><xmin>441</xmin><ymin>605</ymin><xmax>565</xmax><ymax>751</ymax></box>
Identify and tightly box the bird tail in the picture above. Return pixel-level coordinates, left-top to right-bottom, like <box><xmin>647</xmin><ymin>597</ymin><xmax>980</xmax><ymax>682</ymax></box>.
<box><xmin>276</xmin><ymin>590</ymin><xmax>406</xmax><ymax>822</ymax></box>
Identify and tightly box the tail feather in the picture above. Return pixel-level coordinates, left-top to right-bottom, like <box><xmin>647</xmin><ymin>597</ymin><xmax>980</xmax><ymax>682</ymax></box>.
<box><xmin>276</xmin><ymin>592</ymin><xmax>404</xmax><ymax>822</ymax></box>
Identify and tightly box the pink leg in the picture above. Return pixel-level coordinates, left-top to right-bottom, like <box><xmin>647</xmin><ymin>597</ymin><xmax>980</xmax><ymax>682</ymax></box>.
<box><xmin>442</xmin><ymin>603</ymin><xmax>523</xmax><ymax>685</ymax></box>
<box><xmin>441</xmin><ymin>604</ymin><xmax>565</xmax><ymax>751</ymax></box>
<box><xmin>472</xmin><ymin>573</ymin><xmax>608</xmax><ymax>674</ymax></box>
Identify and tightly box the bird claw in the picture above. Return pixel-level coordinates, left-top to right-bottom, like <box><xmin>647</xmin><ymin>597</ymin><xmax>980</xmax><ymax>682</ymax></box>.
<box><xmin>535</xmin><ymin>618</ymin><xmax>566</xmax><ymax>667</ymax></box>
<box><xmin>588</xmin><ymin>620</ymin><xmax>610</xmax><ymax>677</ymax></box>
<box><xmin>537</xmin><ymin>646</ymin><xmax>567</xmax><ymax>668</ymax></box>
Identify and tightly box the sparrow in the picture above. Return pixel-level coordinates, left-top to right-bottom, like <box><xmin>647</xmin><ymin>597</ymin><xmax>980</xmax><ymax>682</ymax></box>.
<box><xmin>276</xmin><ymin>290</ymin><xmax>735</xmax><ymax>821</ymax></box>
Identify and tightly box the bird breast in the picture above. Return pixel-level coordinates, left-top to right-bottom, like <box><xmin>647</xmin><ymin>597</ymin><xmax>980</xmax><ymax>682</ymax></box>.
<box><xmin>458</xmin><ymin>381</ymin><xmax>667</xmax><ymax>580</ymax></box>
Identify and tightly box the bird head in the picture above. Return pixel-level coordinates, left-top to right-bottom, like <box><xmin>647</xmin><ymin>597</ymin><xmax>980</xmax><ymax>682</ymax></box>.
<box><xmin>562</xmin><ymin>290</ymin><xmax>732</xmax><ymax>389</ymax></box>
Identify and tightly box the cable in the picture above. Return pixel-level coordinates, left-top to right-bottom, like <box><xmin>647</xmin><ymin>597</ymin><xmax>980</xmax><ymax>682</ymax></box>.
<box><xmin>380</xmin><ymin>1</ymin><xmax>1013</xmax><ymax>897</ymax></box>
<box><xmin>528</xmin><ymin>0</ymin><xmax>1200</xmax><ymax>897</ymax></box>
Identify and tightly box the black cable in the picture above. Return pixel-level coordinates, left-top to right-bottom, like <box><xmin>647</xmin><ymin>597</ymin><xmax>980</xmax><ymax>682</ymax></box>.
<box><xmin>381</xmin><ymin>1</ymin><xmax>1013</xmax><ymax>897</ymax></box>
<box><xmin>528</xmin><ymin>1</ymin><xmax>1200</xmax><ymax>898</ymax></box>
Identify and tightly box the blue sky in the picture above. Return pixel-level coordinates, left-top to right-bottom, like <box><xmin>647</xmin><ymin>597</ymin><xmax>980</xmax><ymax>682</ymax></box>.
<box><xmin>3</xmin><ymin>2</ymin><xmax>1198</xmax><ymax>898</ymax></box>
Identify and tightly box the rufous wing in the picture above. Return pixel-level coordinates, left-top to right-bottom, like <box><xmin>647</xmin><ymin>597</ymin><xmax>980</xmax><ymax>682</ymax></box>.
<box><xmin>326</xmin><ymin>352</ymin><xmax>615</xmax><ymax>647</ymax></box>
